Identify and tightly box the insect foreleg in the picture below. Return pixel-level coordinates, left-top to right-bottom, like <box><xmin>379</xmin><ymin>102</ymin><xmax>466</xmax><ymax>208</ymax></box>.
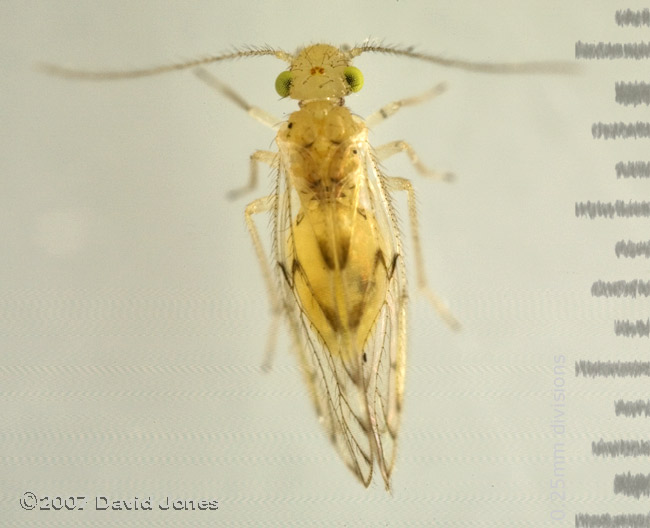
<box><xmin>384</xmin><ymin>176</ymin><xmax>460</xmax><ymax>331</ymax></box>
<box><xmin>365</xmin><ymin>83</ymin><xmax>447</xmax><ymax>129</ymax></box>
<box><xmin>228</xmin><ymin>150</ymin><xmax>279</xmax><ymax>200</ymax></box>
<box><xmin>245</xmin><ymin>195</ymin><xmax>283</xmax><ymax>370</ymax></box>
<box><xmin>193</xmin><ymin>67</ymin><xmax>281</xmax><ymax>130</ymax></box>
<box><xmin>375</xmin><ymin>140</ymin><xmax>453</xmax><ymax>182</ymax></box>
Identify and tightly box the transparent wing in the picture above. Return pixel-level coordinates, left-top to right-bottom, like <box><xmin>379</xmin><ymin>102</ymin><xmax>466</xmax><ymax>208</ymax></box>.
<box><xmin>362</xmin><ymin>152</ymin><xmax>408</xmax><ymax>486</ymax></box>
<box><xmin>285</xmin><ymin>285</ymin><xmax>376</xmax><ymax>485</ymax></box>
<box><xmin>273</xmin><ymin>143</ymin><xmax>407</xmax><ymax>488</ymax></box>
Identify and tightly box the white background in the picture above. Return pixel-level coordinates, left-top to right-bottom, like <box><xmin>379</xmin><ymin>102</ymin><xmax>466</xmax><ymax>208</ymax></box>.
<box><xmin>2</xmin><ymin>1</ymin><xmax>648</xmax><ymax>526</ymax></box>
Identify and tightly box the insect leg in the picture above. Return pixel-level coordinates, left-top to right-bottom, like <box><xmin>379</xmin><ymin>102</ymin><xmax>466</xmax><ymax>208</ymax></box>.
<box><xmin>245</xmin><ymin>194</ymin><xmax>283</xmax><ymax>370</ymax></box>
<box><xmin>193</xmin><ymin>67</ymin><xmax>281</xmax><ymax>130</ymax></box>
<box><xmin>365</xmin><ymin>83</ymin><xmax>447</xmax><ymax>129</ymax></box>
<box><xmin>193</xmin><ymin>67</ymin><xmax>280</xmax><ymax>198</ymax></box>
<box><xmin>228</xmin><ymin>150</ymin><xmax>279</xmax><ymax>200</ymax></box>
<box><xmin>375</xmin><ymin>140</ymin><xmax>453</xmax><ymax>182</ymax></box>
<box><xmin>385</xmin><ymin>176</ymin><xmax>460</xmax><ymax>331</ymax></box>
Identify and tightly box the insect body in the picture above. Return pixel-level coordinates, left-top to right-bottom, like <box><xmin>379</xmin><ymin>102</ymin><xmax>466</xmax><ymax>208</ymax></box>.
<box><xmin>274</xmin><ymin>47</ymin><xmax>407</xmax><ymax>488</ymax></box>
<box><xmin>238</xmin><ymin>45</ymin><xmax>414</xmax><ymax>489</ymax></box>
<box><xmin>41</xmin><ymin>42</ymin><xmax>574</xmax><ymax>489</ymax></box>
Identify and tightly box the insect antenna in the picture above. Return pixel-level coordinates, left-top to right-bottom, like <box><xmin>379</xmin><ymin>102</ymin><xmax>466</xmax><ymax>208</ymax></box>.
<box><xmin>37</xmin><ymin>46</ymin><xmax>292</xmax><ymax>81</ymax></box>
<box><xmin>348</xmin><ymin>43</ymin><xmax>578</xmax><ymax>75</ymax></box>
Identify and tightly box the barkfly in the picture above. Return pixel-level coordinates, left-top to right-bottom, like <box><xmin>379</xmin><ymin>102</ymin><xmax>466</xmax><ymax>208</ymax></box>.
<box><xmin>40</xmin><ymin>42</ymin><xmax>575</xmax><ymax>489</ymax></box>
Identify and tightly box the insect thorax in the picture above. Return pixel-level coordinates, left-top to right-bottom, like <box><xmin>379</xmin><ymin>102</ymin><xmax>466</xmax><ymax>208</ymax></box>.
<box><xmin>278</xmin><ymin>100</ymin><xmax>366</xmax><ymax>200</ymax></box>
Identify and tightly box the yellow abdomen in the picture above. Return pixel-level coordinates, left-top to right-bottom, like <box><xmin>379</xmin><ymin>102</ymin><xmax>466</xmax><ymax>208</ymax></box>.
<box><xmin>291</xmin><ymin>201</ymin><xmax>389</xmax><ymax>361</ymax></box>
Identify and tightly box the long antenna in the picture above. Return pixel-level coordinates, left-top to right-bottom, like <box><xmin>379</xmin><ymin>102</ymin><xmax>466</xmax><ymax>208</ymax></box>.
<box><xmin>37</xmin><ymin>47</ymin><xmax>292</xmax><ymax>81</ymax></box>
<box><xmin>349</xmin><ymin>43</ymin><xmax>578</xmax><ymax>75</ymax></box>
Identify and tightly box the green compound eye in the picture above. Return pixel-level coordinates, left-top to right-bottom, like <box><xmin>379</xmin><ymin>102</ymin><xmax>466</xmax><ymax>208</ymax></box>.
<box><xmin>344</xmin><ymin>66</ymin><xmax>364</xmax><ymax>93</ymax></box>
<box><xmin>275</xmin><ymin>71</ymin><xmax>293</xmax><ymax>97</ymax></box>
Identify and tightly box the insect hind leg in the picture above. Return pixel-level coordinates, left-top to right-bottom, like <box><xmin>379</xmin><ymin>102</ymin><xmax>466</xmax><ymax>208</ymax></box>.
<box><xmin>385</xmin><ymin>176</ymin><xmax>460</xmax><ymax>331</ymax></box>
<box><xmin>244</xmin><ymin>195</ymin><xmax>284</xmax><ymax>370</ymax></box>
